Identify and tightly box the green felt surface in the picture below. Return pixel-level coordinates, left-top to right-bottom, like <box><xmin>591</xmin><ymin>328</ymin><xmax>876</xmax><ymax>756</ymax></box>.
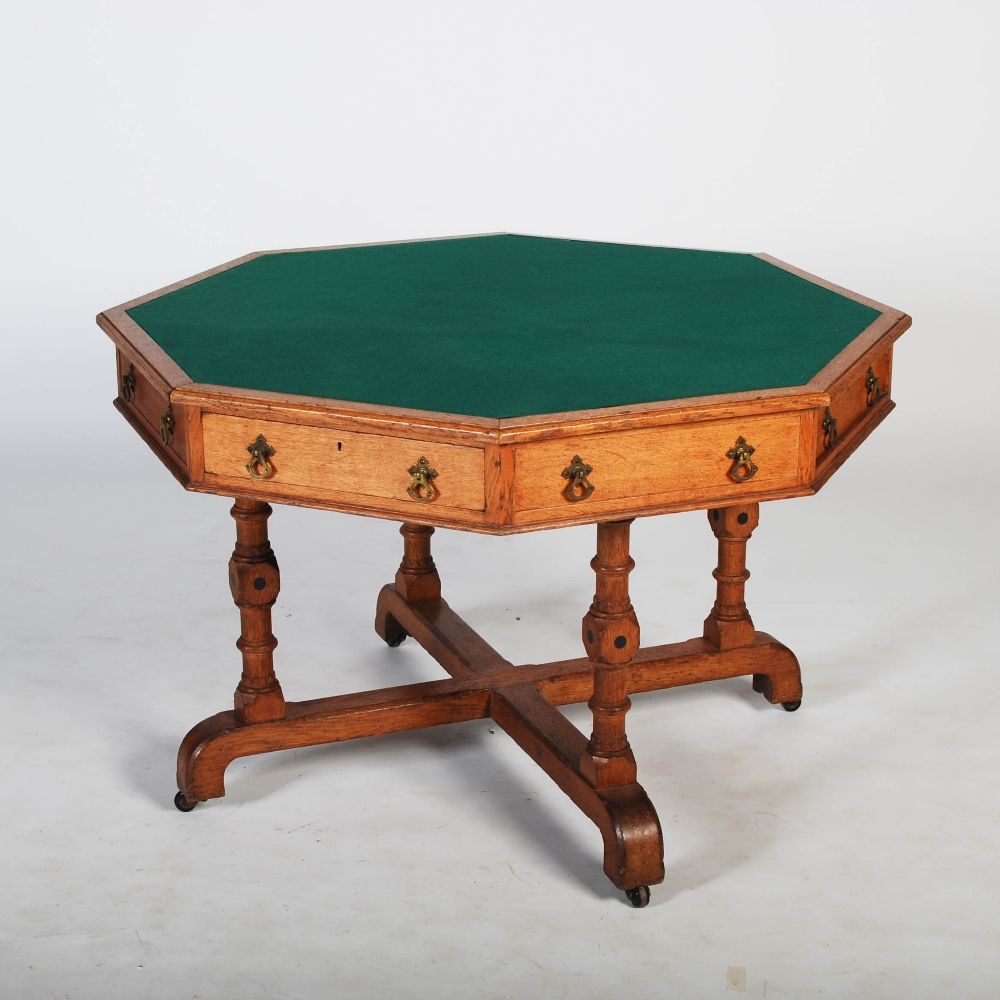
<box><xmin>127</xmin><ymin>235</ymin><xmax>880</xmax><ymax>419</ymax></box>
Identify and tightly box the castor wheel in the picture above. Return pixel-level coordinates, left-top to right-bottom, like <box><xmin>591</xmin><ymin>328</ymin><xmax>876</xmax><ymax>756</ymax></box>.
<box><xmin>781</xmin><ymin>700</ymin><xmax>802</xmax><ymax>712</ymax></box>
<box><xmin>377</xmin><ymin>612</ymin><xmax>408</xmax><ymax>648</ymax></box>
<box><xmin>174</xmin><ymin>791</ymin><xmax>198</xmax><ymax>812</ymax></box>
<box><xmin>625</xmin><ymin>885</ymin><xmax>651</xmax><ymax>908</ymax></box>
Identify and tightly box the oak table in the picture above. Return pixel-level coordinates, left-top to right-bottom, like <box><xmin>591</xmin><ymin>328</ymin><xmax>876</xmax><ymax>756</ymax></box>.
<box><xmin>98</xmin><ymin>234</ymin><xmax>910</xmax><ymax>907</ymax></box>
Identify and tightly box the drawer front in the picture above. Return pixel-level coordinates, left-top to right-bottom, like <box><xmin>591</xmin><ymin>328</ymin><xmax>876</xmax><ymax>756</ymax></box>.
<box><xmin>817</xmin><ymin>347</ymin><xmax>893</xmax><ymax>457</ymax></box>
<box><xmin>116</xmin><ymin>349</ymin><xmax>188</xmax><ymax>466</ymax></box>
<box><xmin>202</xmin><ymin>414</ymin><xmax>486</xmax><ymax>511</ymax></box>
<box><xmin>513</xmin><ymin>413</ymin><xmax>803</xmax><ymax>512</ymax></box>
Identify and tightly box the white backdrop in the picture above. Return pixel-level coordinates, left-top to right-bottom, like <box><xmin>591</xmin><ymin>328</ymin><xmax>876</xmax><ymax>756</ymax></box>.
<box><xmin>2</xmin><ymin>3</ymin><xmax>998</xmax><ymax>998</ymax></box>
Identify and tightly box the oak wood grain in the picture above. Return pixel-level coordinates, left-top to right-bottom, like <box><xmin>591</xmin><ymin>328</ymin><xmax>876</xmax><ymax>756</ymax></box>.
<box><xmin>513</xmin><ymin>412</ymin><xmax>803</xmax><ymax>513</ymax></box>
<box><xmin>201</xmin><ymin>412</ymin><xmax>487</xmax><ymax>512</ymax></box>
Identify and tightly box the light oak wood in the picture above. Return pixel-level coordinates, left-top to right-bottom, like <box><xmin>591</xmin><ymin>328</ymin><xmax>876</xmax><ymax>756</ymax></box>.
<box><xmin>814</xmin><ymin>395</ymin><xmax>896</xmax><ymax>489</ymax></box>
<box><xmin>173</xmin><ymin>382</ymin><xmax>500</xmax><ymax>437</ymax></box>
<box><xmin>178</xmin><ymin>629</ymin><xmax>802</xmax><ymax>802</ymax></box>
<box><xmin>393</xmin><ymin>523</ymin><xmax>442</xmax><ymax>603</ymax></box>
<box><xmin>99</xmin><ymin>309</ymin><xmax>192</xmax><ymax>394</ymax></box>
<box><xmin>99</xmin><ymin>239</ymin><xmax>910</xmax><ymax>536</ymax></box>
<box><xmin>229</xmin><ymin>499</ymin><xmax>286</xmax><ymax>724</ymax></box>
<box><xmin>201</xmin><ymin>413</ymin><xmax>487</xmax><ymax>512</ymax></box>
<box><xmin>579</xmin><ymin>521</ymin><xmax>641</xmax><ymax>790</ymax></box>
<box><xmin>177</xmin><ymin>520</ymin><xmax>805</xmax><ymax>891</ymax></box>
<box><xmin>114</xmin><ymin>349</ymin><xmax>187</xmax><ymax>466</ymax></box>
<box><xmin>99</xmin><ymin>237</ymin><xmax>909</xmax><ymax>903</ymax></box>
<box><xmin>821</xmin><ymin>345</ymin><xmax>894</xmax><ymax>455</ymax></box>
<box><xmin>512</xmin><ymin>412</ymin><xmax>803</xmax><ymax>514</ymax></box>
<box><xmin>703</xmin><ymin>504</ymin><xmax>758</xmax><ymax>650</ymax></box>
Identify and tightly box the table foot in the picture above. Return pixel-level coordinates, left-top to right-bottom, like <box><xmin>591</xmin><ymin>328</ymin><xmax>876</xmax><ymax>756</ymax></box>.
<box><xmin>175</xmin><ymin>673</ymin><xmax>495</xmax><ymax>804</ymax></box>
<box><xmin>490</xmin><ymin>681</ymin><xmax>665</xmax><ymax>891</ymax></box>
<box><xmin>750</xmin><ymin>652</ymin><xmax>803</xmax><ymax>708</ymax></box>
<box><xmin>374</xmin><ymin>605</ymin><xmax>408</xmax><ymax>647</ymax></box>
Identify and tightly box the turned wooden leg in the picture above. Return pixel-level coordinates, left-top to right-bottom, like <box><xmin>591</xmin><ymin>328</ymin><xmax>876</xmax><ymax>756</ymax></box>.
<box><xmin>703</xmin><ymin>503</ymin><xmax>758</xmax><ymax>650</ymax></box>
<box><xmin>375</xmin><ymin>523</ymin><xmax>442</xmax><ymax>646</ymax></box>
<box><xmin>394</xmin><ymin>523</ymin><xmax>441</xmax><ymax>601</ymax></box>
<box><xmin>703</xmin><ymin>503</ymin><xmax>803</xmax><ymax>709</ymax></box>
<box><xmin>229</xmin><ymin>498</ymin><xmax>286</xmax><ymax>724</ymax></box>
<box><xmin>579</xmin><ymin>520</ymin><xmax>640</xmax><ymax>789</ymax></box>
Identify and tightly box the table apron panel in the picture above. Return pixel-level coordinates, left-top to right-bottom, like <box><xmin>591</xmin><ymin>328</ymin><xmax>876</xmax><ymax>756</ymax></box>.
<box><xmin>512</xmin><ymin>411</ymin><xmax>804</xmax><ymax>514</ymax></box>
<box><xmin>201</xmin><ymin>413</ymin><xmax>487</xmax><ymax>511</ymax></box>
<box><xmin>116</xmin><ymin>347</ymin><xmax>189</xmax><ymax>470</ymax></box>
<box><xmin>817</xmin><ymin>344</ymin><xmax>894</xmax><ymax>458</ymax></box>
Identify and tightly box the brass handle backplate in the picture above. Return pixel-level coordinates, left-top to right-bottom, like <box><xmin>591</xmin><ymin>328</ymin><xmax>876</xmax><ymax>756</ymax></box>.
<box><xmin>407</xmin><ymin>457</ymin><xmax>438</xmax><ymax>502</ymax></box>
<box><xmin>726</xmin><ymin>436</ymin><xmax>758</xmax><ymax>483</ymax></box>
<box><xmin>121</xmin><ymin>363</ymin><xmax>136</xmax><ymax>403</ymax></box>
<box><xmin>562</xmin><ymin>455</ymin><xmax>595</xmax><ymax>502</ymax></box>
<box><xmin>159</xmin><ymin>404</ymin><xmax>174</xmax><ymax>446</ymax></box>
<box><xmin>245</xmin><ymin>434</ymin><xmax>276</xmax><ymax>479</ymax></box>
<box><xmin>865</xmin><ymin>366</ymin><xmax>882</xmax><ymax>407</ymax></box>
<box><xmin>822</xmin><ymin>407</ymin><xmax>838</xmax><ymax>450</ymax></box>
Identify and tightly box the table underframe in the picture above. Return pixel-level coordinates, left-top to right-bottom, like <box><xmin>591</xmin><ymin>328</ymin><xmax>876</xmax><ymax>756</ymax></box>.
<box><xmin>175</xmin><ymin>500</ymin><xmax>802</xmax><ymax>906</ymax></box>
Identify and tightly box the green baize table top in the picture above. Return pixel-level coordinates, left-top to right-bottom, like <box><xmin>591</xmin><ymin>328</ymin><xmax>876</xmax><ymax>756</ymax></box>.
<box><xmin>127</xmin><ymin>234</ymin><xmax>880</xmax><ymax>419</ymax></box>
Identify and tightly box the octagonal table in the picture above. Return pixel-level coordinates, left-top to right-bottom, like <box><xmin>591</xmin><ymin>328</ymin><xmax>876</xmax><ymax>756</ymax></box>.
<box><xmin>98</xmin><ymin>233</ymin><xmax>910</xmax><ymax>906</ymax></box>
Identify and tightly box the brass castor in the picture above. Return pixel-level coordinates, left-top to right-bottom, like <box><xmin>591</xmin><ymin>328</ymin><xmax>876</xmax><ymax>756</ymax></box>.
<box><xmin>625</xmin><ymin>885</ymin><xmax>651</xmax><ymax>908</ymax></box>
<box><xmin>174</xmin><ymin>791</ymin><xmax>198</xmax><ymax>812</ymax></box>
<box><xmin>781</xmin><ymin>700</ymin><xmax>802</xmax><ymax>712</ymax></box>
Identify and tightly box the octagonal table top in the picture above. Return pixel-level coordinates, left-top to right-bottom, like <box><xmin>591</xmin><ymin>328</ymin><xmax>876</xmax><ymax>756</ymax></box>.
<box><xmin>123</xmin><ymin>234</ymin><xmax>883</xmax><ymax>420</ymax></box>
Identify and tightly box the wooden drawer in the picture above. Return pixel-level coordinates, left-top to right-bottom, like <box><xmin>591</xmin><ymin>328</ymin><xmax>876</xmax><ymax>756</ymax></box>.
<box><xmin>201</xmin><ymin>413</ymin><xmax>486</xmax><ymax>511</ymax></box>
<box><xmin>115</xmin><ymin>349</ymin><xmax>188</xmax><ymax>468</ymax></box>
<box><xmin>816</xmin><ymin>346</ymin><xmax>893</xmax><ymax>457</ymax></box>
<box><xmin>513</xmin><ymin>412</ymin><xmax>803</xmax><ymax>513</ymax></box>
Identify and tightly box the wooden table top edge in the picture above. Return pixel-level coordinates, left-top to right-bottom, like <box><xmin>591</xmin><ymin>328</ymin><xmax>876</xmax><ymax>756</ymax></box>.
<box><xmin>752</xmin><ymin>252</ymin><xmax>900</xmax><ymax>313</ymax></box>
<box><xmin>99</xmin><ymin>257</ymin><xmax>904</xmax><ymax>438</ymax></box>
<box><xmin>97</xmin><ymin>308</ymin><xmax>193</xmax><ymax>393</ymax></box>
<box><xmin>807</xmin><ymin>311</ymin><xmax>910</xmax><ymax>389</ymax></box>
<box><xmin>169</xmin><ymin>381</ymin><xmax>832</xmax><ymax>442</ymax></box>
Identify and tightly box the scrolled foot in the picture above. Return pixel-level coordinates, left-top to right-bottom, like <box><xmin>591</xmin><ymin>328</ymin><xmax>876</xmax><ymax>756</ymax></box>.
<box><xmin>750</xmin><ymin>640</ymin><xmax>802</xmax><ymax>708</ymax></box>
<box><xmin>380</xmin><ymin>613</ymin><xmax>408</xmax><ymax>648</ymax></box>
<box><xmin>174</xmin><ymin>791</ymin><xmax>198</xmax><ymax>812</ymax></box>
<box><xmin>598</xmin><ymin>784</ymin><xmax>665</xmax><ymax>891</ymax></box>
<box><xmin>374</xmin><ymin>585</ymin><xmax>409</xmax><ymax>647</ymax></box>
<box><xmin>781</xmin><ymin>699</ymin><xmax>802</xmax><ymax>712</ymax></box>
<box><xmin>625</xmin><ymin>885</ymin><xmax>651</xmax><ymax>908</ymax></box>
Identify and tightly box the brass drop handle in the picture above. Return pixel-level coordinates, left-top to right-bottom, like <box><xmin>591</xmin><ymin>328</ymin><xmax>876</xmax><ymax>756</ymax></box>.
<box><xmin>865</xmin><ymin>365</ymin><xmax>882</xmax><ymax>407</ymax></box>
<box><xmin>562</xmin><ymin>455</ymin><xmax>595</xmax><ymax>502</ymax></box>
<box><xmin>159</xmin><ymin>404</ymin><xmax>174</xmax><ymax>446</ymax></box>
<box><xmin>726</xmin><ymin>436</ymin><xmax>758</xmax><ymax>483</ymax></box>
<box><xmin>121</xmin><ymin>363</ymin><xmax>136</xmax><ymax>403</ymax></box>
<box><xmin>245</xmin><ymin>434</ymin><xmax>276</xmax><ymax>479</ymax></box>
<box><xmin>407</xmin><ymin>457</ymin><xmax>438</xmax><ymax>502</ymax></box>
<box><xmin>822</xmin><ymin>407</ymin><xmax>838</xmax><ymax>450</ymax></box>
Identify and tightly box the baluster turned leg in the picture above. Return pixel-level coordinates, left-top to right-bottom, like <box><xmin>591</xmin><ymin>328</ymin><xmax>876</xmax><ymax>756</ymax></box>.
<box><xmin>703</xmin><ymin>503</ymin><xmax>758</xmax><ymax>650</ymax></box>
<box><xmin>229</xmin><ymin>498</ymin><xmax>285</xmax><ymax>723</ymax></box>
<box><xmin>375</xmin><ymin>523</ymin><xmax>442</xmax><ymax>647</ymax></box>
<box><xmin>394</xmin><ymin>523</ymin><xmax>441</xmax><ymax>602</ymax></box>
<box><xmin>579</xmin><ymin>520</ymin><xmax>640</xmax><ymax>789</ymax></box>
